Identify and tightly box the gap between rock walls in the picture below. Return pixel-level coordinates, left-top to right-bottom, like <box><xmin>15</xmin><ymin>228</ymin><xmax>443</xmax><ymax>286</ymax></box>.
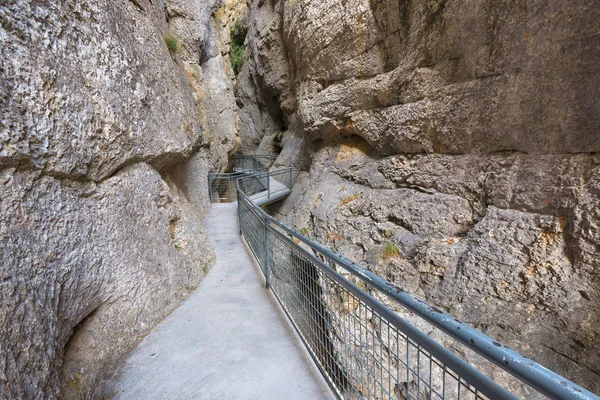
<box><xmin>1</xmin><ymin>0</ymin><xmax>599</xmax><ymax>398</ymax></box>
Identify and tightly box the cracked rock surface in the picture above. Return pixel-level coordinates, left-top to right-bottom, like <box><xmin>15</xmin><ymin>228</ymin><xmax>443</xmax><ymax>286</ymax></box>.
<box><xmin>275</xmin><ymin>145</ymin><xmax>600</xmax><ymax>396</ymax></box>
<box><xmin>0</xmin><ymin>0</ymin><xmax>242</xmax><ymax>398</ymax></box>
<box><xmin>1</xmin><ymin>164</ymin><xmax>215</xmax><ymax>399</ymax></box>
<box><xmin>239</xmin><ymin>0</ymin><xmax>600</xmax><ymax>395</ymax></box>
<box><xmin>284</xmin><ymin>0</ymin><xmax>599</xmax><ymax>155</ymax></box>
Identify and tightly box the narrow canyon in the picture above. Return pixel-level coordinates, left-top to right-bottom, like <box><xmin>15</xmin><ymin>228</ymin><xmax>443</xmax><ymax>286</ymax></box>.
<box><xmin>0</xmin><ymin>0</ymin><xmax>598</xmax><ymax>398</ymax></box>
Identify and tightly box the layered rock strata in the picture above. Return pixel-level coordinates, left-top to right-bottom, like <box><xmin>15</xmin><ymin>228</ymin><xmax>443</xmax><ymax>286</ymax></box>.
<box><xmin>240</xmin><ymin>0</ymin><xmax>600</xmax><ymax>394</ymax></box>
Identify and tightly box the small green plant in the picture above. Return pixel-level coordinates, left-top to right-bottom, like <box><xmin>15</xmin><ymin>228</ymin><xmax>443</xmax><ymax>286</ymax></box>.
<box><xmin>382</xmin><ymin>242</ymin><xmax>400</xmax><ymax>260</ymax></box>
<box><xmin>230</xmin><ymin>22</ymin><xmax>247</xmax><ymax>75</ymax></box>
<box><xmin>299</xmin><ymin>227</ymin><xmax>310</xmax><ymax>236</ymax></box>
<box><xmin>66</xmin><ymin>372</ymin><xmax>84</xmax><ymax>399</ymax></box>
<box><xmin>164</xmin><ymin>31</ymin><xmax>180</xmax><ymax>53</ymax></box>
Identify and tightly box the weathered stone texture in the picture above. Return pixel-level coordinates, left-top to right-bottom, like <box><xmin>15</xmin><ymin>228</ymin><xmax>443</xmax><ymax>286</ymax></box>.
<box><xmin>0</xmin><ymin>0</ymin><xmax>239</xmax><ymax>398</ymax></box>
<box><xmin>240</xmin><ymin>0</ymin><xmax>600</xmax><ymax>394</ymax></box>
<box><xmin>276</xmin><ymin>144</ymin><xmax>600</xmax><ymax>394</ymax></box>
<box><xmin>236</xmin><ymin>0</ymin><xmax>292</xmax><ymax>153</ymax></box>
<box><xmin>168</xmin><ymin>0</ymin><xmax>242</xmax><ymax>171</ymax></box>
<box><xmin>0</xmin><ymin>1</ymin><xmax>204</xmax><ymax>181</ymax></box>
<box><xmin>284</xmin><ymin>0</ymin><xmax>600</xmax><ymax>155</ymax></box>
<box><xmin>1</xmin><ymin>164</ymin><xmax>214</xmax><ymax>399</ymax></box>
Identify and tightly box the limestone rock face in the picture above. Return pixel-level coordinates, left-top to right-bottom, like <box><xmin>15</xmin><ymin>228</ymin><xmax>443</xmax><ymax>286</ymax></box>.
<box><xmin>168</xmin><ymin>0</ymin><xmax>242</xmax><ymax>171</ymax></box>
<box><xmin>276</xmin><ymin>145</ymin><xmax>600</xmax><ymax>394</ymax></box>
<box><xmin>240</xmin><ymin>0</ymin><xmax>600</xmax><ymax>394</ymax></box>
<box><xmin>236</xmin><ymin>0</ymin><xmax>292</xmax><ymax>153</ymax></box>
<box><xmin>1</xmin><ymin>164</ymin><xmax>214</xmax><ymax>399</ymax></box>
<box><xmin>0</xmin><ymin>0</ymin><xmax>239</xmax><ymax>398</ymax></box>
<box><xmin>283</xmin><ymin>0</ymin><xmax>599</xmax><ymax>155</ymax></box>
<box><xmin>0</xmin><ymin>0</ymin><xmax>203</xmax><ymax>181</ymax></box>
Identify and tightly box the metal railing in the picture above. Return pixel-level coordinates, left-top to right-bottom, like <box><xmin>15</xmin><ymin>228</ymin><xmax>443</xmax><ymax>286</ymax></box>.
<box><xmin>236</xmin><ymin>170</ymin><xmax>600</xmax><ymax>400</ymax></box>
<box><xmin>237</xmin><ymin>167</ymin><xmax>298</xmax><ymax>204</ymax></box>
<box><xmin>208</xmin><ymin>154</ymin><xmax>276</xmax><ymax>203</ymax></box>
<box><xmin>233</xmin><ymin>154</ymin><xmax>276</xmax><ymax>172</ymax></box>
<box><xmin>208</xmin><ymin>172</ymin><xmax>248</xmax><ymax>203</ymax></box>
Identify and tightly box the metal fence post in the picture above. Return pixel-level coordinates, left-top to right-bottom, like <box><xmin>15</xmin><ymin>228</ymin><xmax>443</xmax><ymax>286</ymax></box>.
<box><xmin>238</xmin><ymin>191</ymin><xmax>242</xmax><ymax>236</ymax></box>
<box><xmin>264</xmin><ymin>217</ymin><xmax>270</xmax><ymax>289</ymax></box>
<box><xmin>238</xmin><ymin>208</ymin><xmax>242</xmax><ymax>235</ymax></box>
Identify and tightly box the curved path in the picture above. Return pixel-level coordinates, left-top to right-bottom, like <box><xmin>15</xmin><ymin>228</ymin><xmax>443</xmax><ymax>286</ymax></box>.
<box><xmin>104</xmin><ymin>203</ymin><xmax>334</xmax><ymax>399</ymax></box>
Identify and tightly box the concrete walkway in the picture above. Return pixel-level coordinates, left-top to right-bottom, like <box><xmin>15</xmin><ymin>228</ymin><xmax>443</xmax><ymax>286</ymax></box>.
<box><xmin>249</xmin><ymin>176</ymin><xmax>291</xmax><ymax>206</ymax></box>
<box><xmin>104</xmin><ymin>203</ymin><xmax>334</xmax><ymax>400</ymax></box>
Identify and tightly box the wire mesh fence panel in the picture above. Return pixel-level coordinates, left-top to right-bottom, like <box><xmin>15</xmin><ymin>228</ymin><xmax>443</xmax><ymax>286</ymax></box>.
<box><xmin>234</xmin><ymin>154</ymin><xmax>276</xmax><ymax>172</ymax></box>
<box><xmin>208</xmin><ymin>176</ymin><xmax>232</xmax><ymax>202</ymax></box>
<box><xmin>237</xmin><ymin>174</ymin><xmax>268</xmax><ymax>197</ymax></box>
<box><xmin>211</xmin><ymin>155</ymin><xmax>294</xmax><ymax>203</ymax></box>
<box><xmin>267</xmin><ymin>225</ymin><xmax>490</xmax><ymax>400</ymax></box>
<box><xmin>234</xmin><ymin>157</ymin><xmax>255</xmax><ymax>172</ymax></box>
<box><xmin>208</xmin><ymin>174</ymin><xmax>245</xmax><ymax>202</ymax></box>
<box><xmin>268</xmin><ymin>168</ymin><xmax>299</xmax><ymax>194</ymax></box>
<box><xmin>238</xmin><ymin>194</ymin><xmax>267</xmax><ymax>273</ymax></box>
<box><xmin>236</xmin><ymin>169</ymin><xmax>600</xmax><ymax>400</ymax></box>
<box><xmin>209</xmin><ymin>155</ymin><xmax>277</xmax><ymax>203</ymax></box>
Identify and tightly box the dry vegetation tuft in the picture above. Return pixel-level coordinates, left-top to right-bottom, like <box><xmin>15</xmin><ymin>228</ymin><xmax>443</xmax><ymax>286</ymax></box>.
<box><xmin>338</xmin><ymin>193</ymin><xmax>359</xmax><ymax>207</ymax></box>
<box><xmin>382</xmin><ymin>242</ymin><xmax>400</xmax><ymax>260</ymax></box>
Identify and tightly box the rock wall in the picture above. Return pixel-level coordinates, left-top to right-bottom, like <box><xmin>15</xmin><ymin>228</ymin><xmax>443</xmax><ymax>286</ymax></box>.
<box><xmin>235</xmin><ymin>0</ymin><xmax>293</xmax><ymax>153</ymax></box>
<box><xmin>285</xmin><ymin>0</ymin><xmax>599</xmax><ymax>155</ymax></box>
<box><xmin>240</xmin><ymin>0</ymin><xmax>600</xmax><ymax>394</ymax></box>
<box><xmin>0</xmin><ymin>0</ymin><xmax>242</xmax><ymax>398</ymax></box>
<box><xmin>168</xmin><ymin>0</ymin><xmax>242</xmax><ymax>171</ymax></box>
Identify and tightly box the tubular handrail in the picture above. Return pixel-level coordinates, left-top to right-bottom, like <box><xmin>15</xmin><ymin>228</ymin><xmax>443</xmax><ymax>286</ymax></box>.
<box><xmin>236</xmin><ymin>169</ymin><xmax>600</xmax><ymax>400</ymax></box>
<box><xmin>239</xmin><ymin>188</ymin><xmax>517</xmax><ymax>399</ymax></box>
<box><xmin>233</xmin><ymin>154</ymin><xmax>277</xmax><ymax>171</ymax></box>
<box><xmin>208</xmin><ymin>154</ymin><xmax>276</xmax><ymax>203</ymax></box>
